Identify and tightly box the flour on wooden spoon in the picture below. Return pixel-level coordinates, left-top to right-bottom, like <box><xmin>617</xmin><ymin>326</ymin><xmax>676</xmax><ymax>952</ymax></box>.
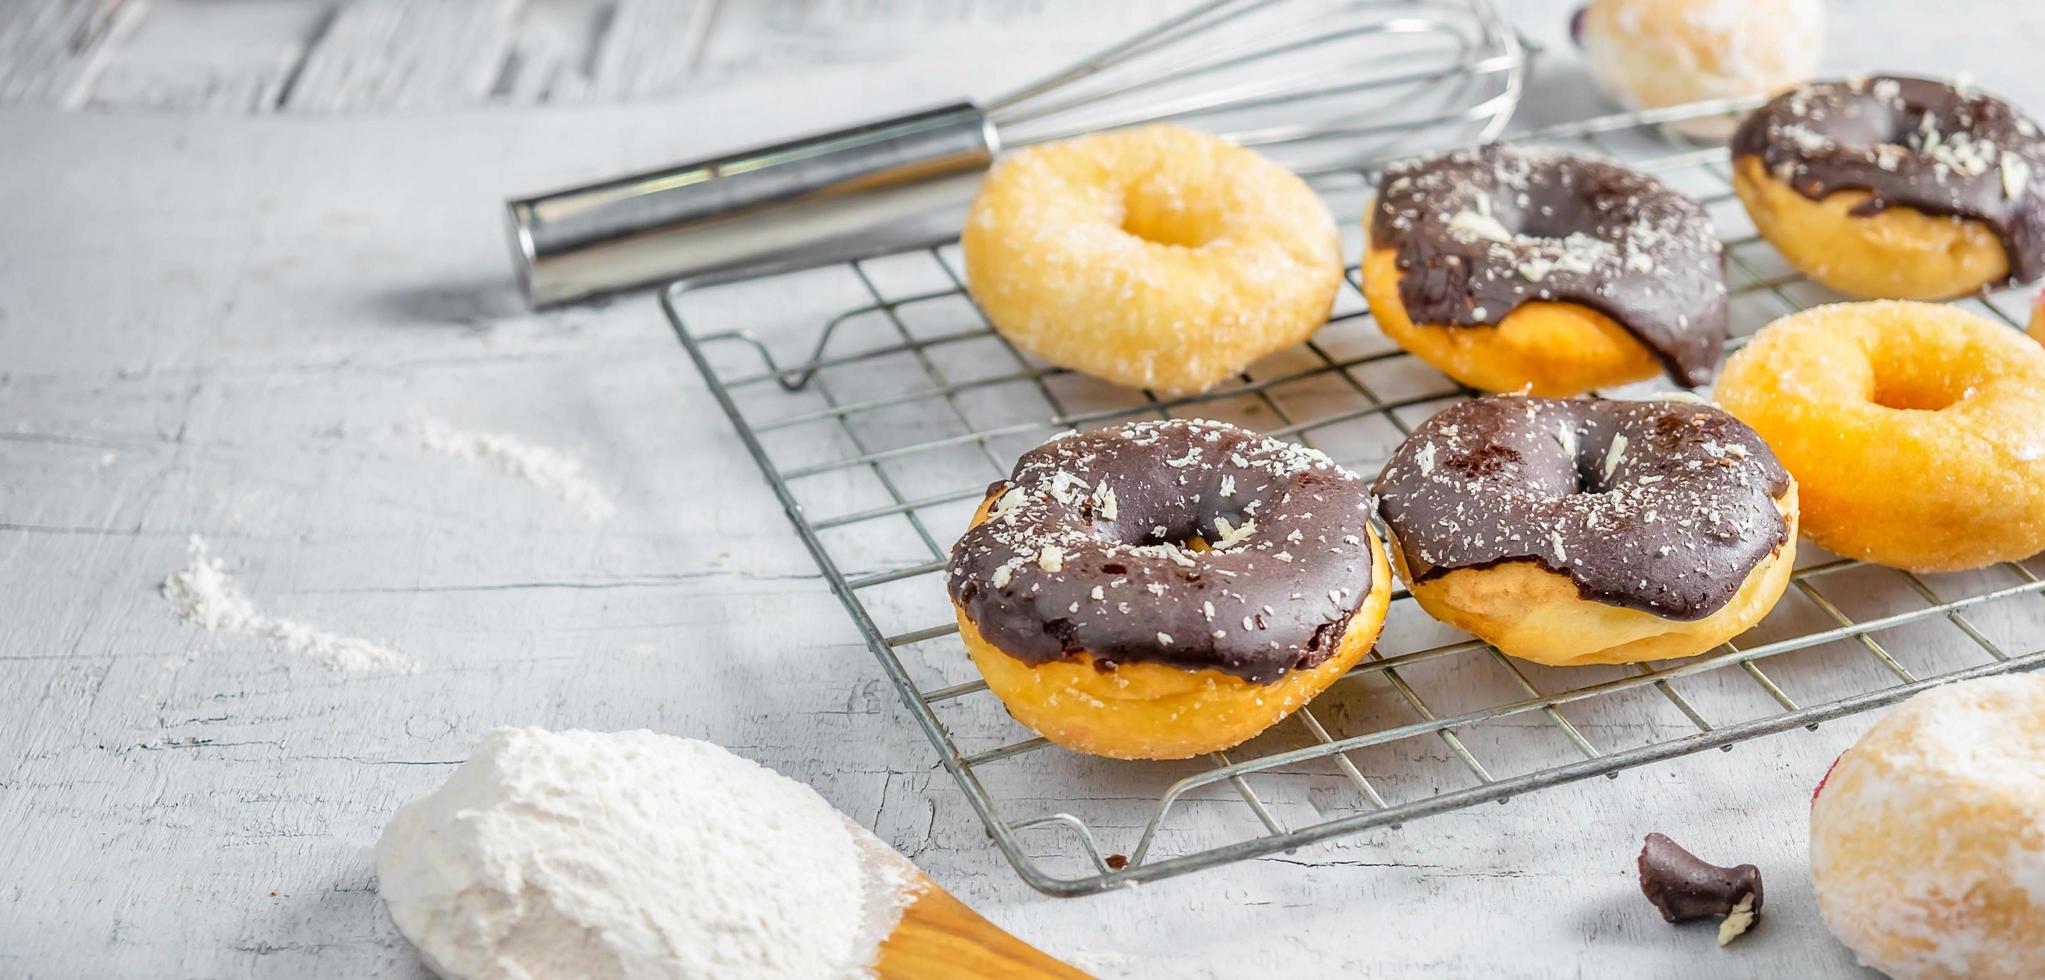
<box><xmin>376</xmin><ymin>728</ymin><xmax>919</xmax><ymax>979</ymax></box>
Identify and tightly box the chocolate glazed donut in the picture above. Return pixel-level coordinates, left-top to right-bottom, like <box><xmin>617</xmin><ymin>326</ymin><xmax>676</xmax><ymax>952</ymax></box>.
<box><xmin>1365</xmin><ymin>145</ymin><xmax>1729</xmax><ymax>394</ymax></box>
<box><xmin>945</xmin><ymin>418</ymin><xmax>1393</xmax><ymax>759</ymax></box>
<box><xmin>1373</xmin><ymin>396</ymin><xmax>1799</xmax><ymax>666</ymax></box>
<box><xmin>1732</xmin><ymin>76</ymin><xmax>2045</xmax><ymax>299</ymax></box>
<box><xmin>951</xmin><ymin>420</ymin><xmax>1376</xmax><ymax>682</ymax></box>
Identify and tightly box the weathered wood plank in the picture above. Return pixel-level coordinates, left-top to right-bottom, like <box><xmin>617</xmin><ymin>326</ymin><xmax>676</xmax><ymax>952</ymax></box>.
<box><xmin>1</xmin><ymin>3</ymin><xmax>2043</xmax><ymax>979</ymax></box>
<box><xmin>0</xmin><ymin>0</ymin><xmax>138</xmax><ymax>108</ymax></box>
<box><xmin>483</xmin><ymin>0</ymin><xmax>723</xmax><ymax>107</ymax></box>
<box><xmin>280</xmin><ymin>0</ymin><xmax>521</xmax><ymax>112</ymax></box>
<box><xmin>689</xmin><ymin>0</ymin><xmax>1185</xmax><ymax>90</ymax></box>
<box><xmin>487</xmin><ymin>0</ymin><xmax>611</xmax><ymax>104</ymax></box>
<box><xmin>83</xmin><ymin>0</ymin><xmax>332</xmax><ymax>113</ymax></box>
<box><xmin>579</xmin><ymin>0</ymin><xmax>713</xmax><ymax>102</ymax></box>
<box><xmin>0</xmin><ymin>82</ymin><xmax>1905</xmax><ymax>978</ymax></box>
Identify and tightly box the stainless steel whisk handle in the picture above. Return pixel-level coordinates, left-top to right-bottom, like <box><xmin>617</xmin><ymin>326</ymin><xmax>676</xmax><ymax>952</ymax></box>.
<box><xmin>507</xmin><ymin>102</ymin><xmax>999</xmax><ymax>307</ymax></box>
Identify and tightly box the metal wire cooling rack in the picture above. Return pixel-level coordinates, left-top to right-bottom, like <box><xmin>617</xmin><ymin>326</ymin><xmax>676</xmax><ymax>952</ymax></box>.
<box><xmin>662</xmin><ymin>98</ymin><xmax>2045</xmax><ymax>897</ymax></box>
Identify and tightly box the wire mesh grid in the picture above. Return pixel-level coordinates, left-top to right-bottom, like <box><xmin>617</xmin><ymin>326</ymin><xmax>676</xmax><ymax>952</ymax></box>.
<box><xmin>662</xmin><ymin>99</ymin><xmax>2045</xmax><ymax>897</ymax></box>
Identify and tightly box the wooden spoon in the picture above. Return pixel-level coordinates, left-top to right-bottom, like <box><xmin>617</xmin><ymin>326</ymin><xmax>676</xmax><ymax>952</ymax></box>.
<box><xmin>875</xmin><ymin>872</ymin><xmax>1092</xmax><ymax>979</ymax></box>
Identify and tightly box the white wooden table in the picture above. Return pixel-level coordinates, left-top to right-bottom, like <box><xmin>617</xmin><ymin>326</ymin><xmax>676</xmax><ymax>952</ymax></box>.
<box><xmin>4</xmin><ymin>2</ymin><xmax>2042</xmax><ymax>977</ymax></box>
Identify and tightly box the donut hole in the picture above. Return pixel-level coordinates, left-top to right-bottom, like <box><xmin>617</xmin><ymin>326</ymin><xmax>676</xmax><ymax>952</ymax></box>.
<box><xmin>1866</xmin><ymin>356</ymin><xmax>1968</xmax><ymax>412</ymax></box>
<box><xmin>1075</xmin><ymin>462</ymin><xmax>1242</xmax><ymax>551</ymax></box>
<box><xmin>1820</xmin><ymin>104</ymin><xmax>1914</xmax><ymax>155</ymax></box>
<box><xmin>1097</xmin><ymin>495</ymin><xmax>1233</xmax><ymax>558</ymax></box>
<box><xmin>1477</xmin><ymin>178</ymin><xmax>1627</xmax><ymax>245</ymax></box>
<box><xmin>1793</xmin><ymin>86</ymin><xmax>1947</xmax><ymax>158</ymax></box>
<box><xmin>1849</xmin><ymin>314</ymin><xmax>1979</xmax><ymax>412</ymax></box>
<box><xmin>1567</xmin><ymin>457</ymin><xmax>1604</xmax><ymax>496</ymax></box>
<box><xmin>1870</xmin><ymin>374</ymin><xmax>1964</xmax><ymax>412</ymax></box>
<box><xmin>1093</xmin><ymin>481</ymin><xmax>1244</xmax><ymax>552</ymax></box>
<box><xmin>1116</xmin><ymin>180</ymin><xmax>1227</xmax><ymax>249</ymax></box>
<box><xmin>1826</xmin><ymin>98</ymin><xmax>1989</xmax><ymax>178</ymax></box>
<box><xmin>1529</xmin><ymin>452</ymin><xmax>1593</xmax><ymax>499</ymax></box>
<box><xmin>1119</xmin><ymin>208</ymin><xmax>1215</xmax><ymax>248</ymax></box>
<box><xmin>1125</xmin><ymin>520</ymin><xmax>1216</xmax><ymax>551</ymax></box>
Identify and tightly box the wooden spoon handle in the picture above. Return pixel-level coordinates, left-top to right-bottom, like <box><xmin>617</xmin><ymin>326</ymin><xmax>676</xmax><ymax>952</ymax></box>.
<box><xmin>876</xmin><ymin>877</ymin><xmax>1091</xmax><ymax>979</ymax></box>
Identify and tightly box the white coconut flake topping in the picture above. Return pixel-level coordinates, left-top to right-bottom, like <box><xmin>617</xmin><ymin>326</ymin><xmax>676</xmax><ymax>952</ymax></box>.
<box><xmin>1211</xmin><ymin>516</ymin><xmax>1258</xmax><ymax>550</ymax></box>
<box><xmin>1603</xmin><ymin>432</ymin><xmax>1630</xmax><ymax>482</ymax></box>
<box><xmin>1447</xmin><ymin>192</ymin><xmax>1515</xmax><ymax>243</ymax></box>
<box><xmin>1037</xmin><ymin>545</ymin><xmax>1064</xmax><ymax>573</ymax></box>
<box><xmin>1091</xmin><ymin>484</ymin><xmax>1118</xmax><ymax>522</ymax></box>
<box><xmin>2003</xmin><ymin>154</ymin><xmax>2033</xmax><ymax>200</ymax></box>
<box><xmin>1447</xmin><ymin>207</ymin><xmax>1514</xmax><ymax>243</ymax></box>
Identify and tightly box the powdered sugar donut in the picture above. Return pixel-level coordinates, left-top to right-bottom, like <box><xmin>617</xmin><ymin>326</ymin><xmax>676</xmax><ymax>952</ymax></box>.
<box><xmin>1573</xmin><ymin>0</ymin><xmax>1822</xmax><ymax>140</ymax></box>
<box><xmin>962</xmin><ymin>125</ymin><xmax>1342</xmax><ymax>395</ymax></box>
<box><xmin>1809</xmin><ymin>674</ymin><xmax>2045</xmax><ymax>980</ymax></box>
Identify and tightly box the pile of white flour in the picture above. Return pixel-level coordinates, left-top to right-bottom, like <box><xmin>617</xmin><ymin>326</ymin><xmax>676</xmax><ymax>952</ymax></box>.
<box><xmin>376</xmin><ymin>728</ymin><xmax>917</xmax><ymax>980</ymax></box>
<box><xmin>162</xmin><ymin>535</ymin><xmax>414</xmax><ymax>674</ymax></box>
<box><xmin>418</xmin><ymin>419</ymin><xmax>616</xmax><ymax>523</ymax></box>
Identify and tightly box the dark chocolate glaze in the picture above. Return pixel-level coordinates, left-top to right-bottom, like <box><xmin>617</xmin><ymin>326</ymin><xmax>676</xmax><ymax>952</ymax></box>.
<box><xmin>1732</xmin><ymin>75</ymin><xmax>2045</xmax><ymax>286</ymax></box>
<box><xmin>1638</xmin><ymin>833</ymin><xmax>1765</xmax><ymax>924</ymax></box>
<box><xmin>1370</xmin><ymin>145</ymin><xmax>1729</xmax><ymax>387</ymax></box>
<box><xmin>1371</xmin><ymin>396</ymin><xmax>1790</xmax><ymax>621</ymax></box>
<box><xmin>946</xmin><ymin>419</ymin><xmax>1377</xmax><ymax>685</ymax></box>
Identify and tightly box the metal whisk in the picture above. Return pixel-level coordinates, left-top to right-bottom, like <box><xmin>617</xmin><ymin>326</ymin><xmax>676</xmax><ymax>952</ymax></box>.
<box><xmin>507</xmin><ymin>0</ymin><xmax>1528</xmax><ymax>306</ymax></box>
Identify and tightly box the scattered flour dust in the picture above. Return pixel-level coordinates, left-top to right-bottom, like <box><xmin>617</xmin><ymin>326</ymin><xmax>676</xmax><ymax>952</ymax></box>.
<box><xmin>418</xmin><ymin>418</ymin><xmax>616</xmax><ymax>523</ymax></box>
<box><xmin>376</xmin><ymin>728</ymin><xmax>919</xmax><ymax>980</ymax></box>
<box><xmin>161</xmin><ymin>535</ymin><xmax>414</xmax><ymax>674</ymax></box>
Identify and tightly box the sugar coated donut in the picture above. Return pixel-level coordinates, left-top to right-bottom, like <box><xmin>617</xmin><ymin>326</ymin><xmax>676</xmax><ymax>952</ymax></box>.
<box><xmin>1573</xmin><ymin>0</ymin><xmax>1823</xmax><ymax>141</ymax></box>
<box><xmin>961</xmin><ymin>125</ymin><xmax>1341</xmax><ymax>395</ymax></box>
<box><xmin>1732</xmin><ymin>76</ymin><xmax>2045</xmax><ymax>300</ymax></box>
<box><xmin>1716</xmin><ymin>301</ymin><xmax>2045</xmax><ymax>572</ymax></box>
<box><xmin>2030</xmin><ymin>288</ymin><xmax>2045</xmax><ymax>344</ymax></box>
<box><xmin>1365</xmin><ymin>145</ymin><xmax>1728</xmax><ymax>396</ymax></box>
<box><xmin>946</xmin><ymin>419</ymin><xmax>1390</xmax><ymax>760</ymax></box>
<box><xmin>1810</xmin><ymin>673</ymin><xmax>2045</xmax><ymax>980</ymax></box>
<box><xmin>1373</xmin><ymin>395</ymin><xmax>1796</xmax><ymax>666</ymax></box>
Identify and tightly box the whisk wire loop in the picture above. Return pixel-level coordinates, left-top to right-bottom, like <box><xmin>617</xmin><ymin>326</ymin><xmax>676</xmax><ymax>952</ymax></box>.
<box><xmin>505</xmin><ymin>0</ymin><xmax>1526</xmax><ymax>304</ymax></box>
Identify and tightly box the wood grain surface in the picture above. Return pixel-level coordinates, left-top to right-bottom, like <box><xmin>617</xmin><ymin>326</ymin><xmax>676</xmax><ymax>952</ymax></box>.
<box><xmin>878</xmin><ymin>874</ymin><xmax>1089</xmax><ymax>980</ymax></box>
<box><xmin>2</xmin><ymin>1</ymin><xmax>2043</xmax><ymax>978</ymax></box>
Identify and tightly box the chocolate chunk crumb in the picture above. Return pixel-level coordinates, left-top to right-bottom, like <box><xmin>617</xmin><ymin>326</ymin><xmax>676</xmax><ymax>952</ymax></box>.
<box><xmin>1638</xmin><ymin>833</ymin><xmax>1764</xmax><ymax>929</ymax></box>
